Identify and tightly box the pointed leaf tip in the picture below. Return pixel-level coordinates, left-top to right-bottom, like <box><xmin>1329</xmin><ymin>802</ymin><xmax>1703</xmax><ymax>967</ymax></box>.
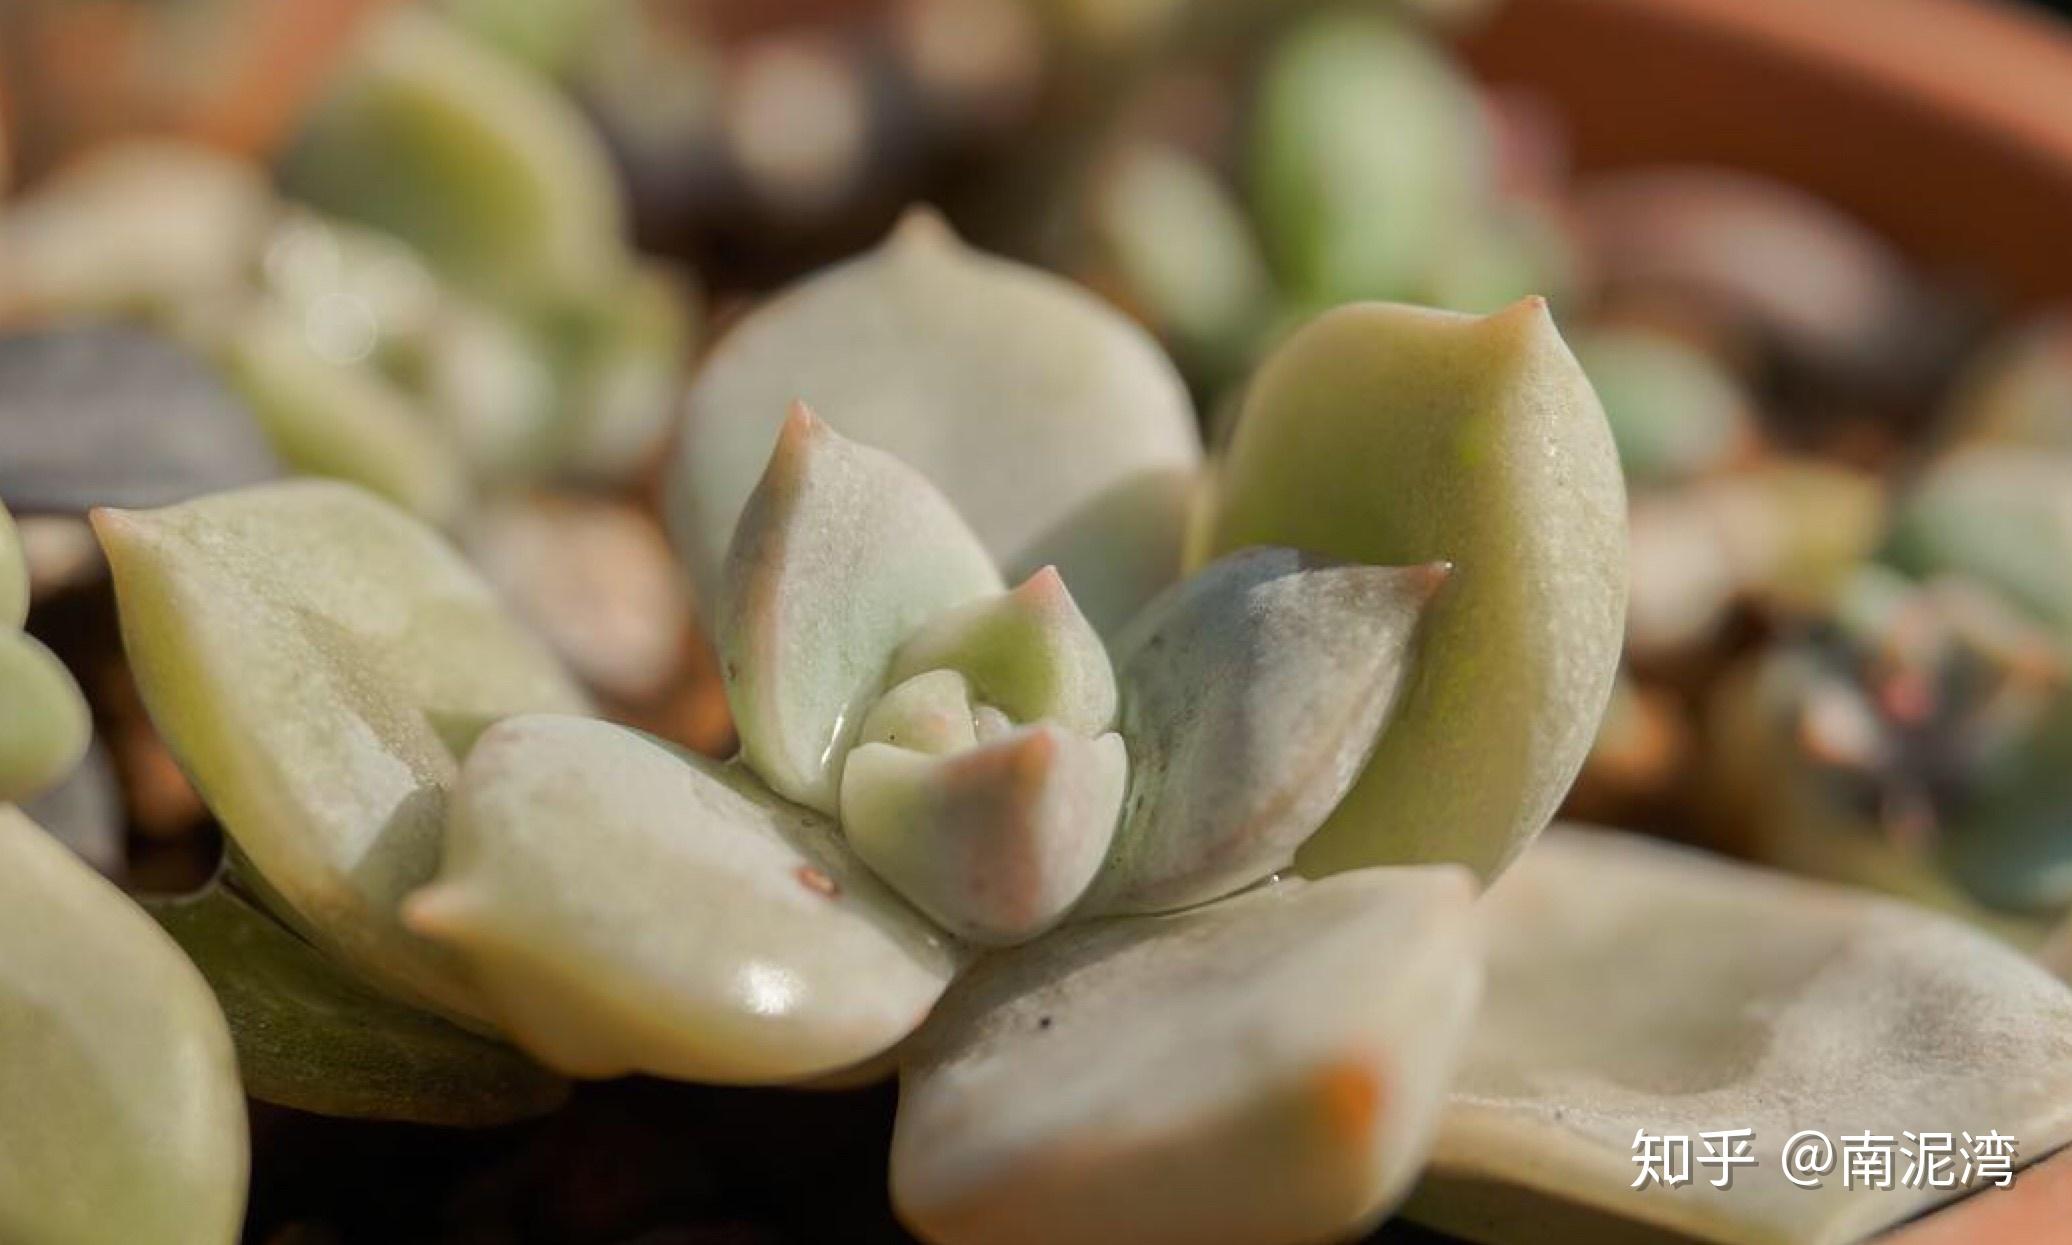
<box><xmin>889</xmin><ymin>204</ymin><xmax>959</xmax><ymax>252</ymax></box>
<box><xmin>0</xmin><ymin>499</ymin><xmax>24</xmax><ymax>629</ymax></box>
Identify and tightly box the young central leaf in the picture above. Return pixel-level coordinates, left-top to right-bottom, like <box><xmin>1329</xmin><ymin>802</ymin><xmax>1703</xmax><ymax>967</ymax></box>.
<box><xmin>887</xmin><ymin>565</ymin><xmax>1118</xmax><ymax>737</ymax></box>
<box><xmin>843</xmin><ymin>726</ymin><xmax>1128</xmax><ymax>946</ymax></box>
<box><xmin>841</xmin><ymin>565</ymin><xmax>1127</xmax><ymax>945</ymax></box>
<box><xmin>94</xmin><ymin>480</ymin><xmax>588</xmax><ymax>1025</ymax></box>
<box><xmin>719</xmin><ymin>403</ymin><xmax>1003</xmax><ymax>815</ymax></box>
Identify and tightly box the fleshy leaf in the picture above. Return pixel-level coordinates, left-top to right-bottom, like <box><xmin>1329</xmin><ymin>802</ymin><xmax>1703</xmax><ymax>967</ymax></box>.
<box><xmin>720</xmin><ymin>405</ymin><xmax>1002</xmax><ymax>815</ymax></box>
<box><xmin>1407</xmin><ymin>827</ymin><xmax>2072</xmax><ymax>1245</ymax></box>
<box><xmin>892</xmin><ymin>866</ymin><xmax>1481</xmax><ymax>1245</ymax></box>
<box><xmin>149</xmin><ymin>878</ymin><xmax>568</xmax><ymax>1127</ymax></box>
<box><xmin>0</xmin><ymin>808</ymin><xmax>247</xmax><ymax>1244</ymax></box>
<box><xmin>672</xmin><ymin>209</ymin><xmax>1202</xmax><ymax>636</ymax></box>
<box><xmin>0</xmin><ymin>629</ymin><xmax>92</xmax><ymax>803</ymax></box>
<box><xmin>216</xmin><ymin>306</ymin><xmax>472</xmax><ymax>526</ymax></box>
<box><xmin>1700</xmin><ymin>647</ymin><xmax>2048</xmax><ymax>947</ymax></box>
<box><xmin>1628</xmin><ymin>460</ymin><xmax>1885</xmax><ymax>661</ymax></box>
<box><xmin>281</xmin><ymin>7</ymin><xmax>624</xmax><ymax>305</ymax></box>
<box><xmin>842</xmin><ymin>726</ymin><xmax>1127</xmax><ymax>945</ymax></box>
<box><xmin>1</xmin><ymin>496</ymin><xmax>24</xmax><ymax>626</ymax></box>
<box><xmin>95</xmin><ymin>480</ymin><xmax>588</xmax><ymax>1026</ymax></box>
<box><xmin>0</xmin><ymin>140</ymin><xmax>272</xmax><ymax>320</ymax></box>
<box><xmin>859</xmin><ymin>669</ymin><xmax>984</xmax><ymax>757</ymax></box>
<box><xmin>543</xmin><ymin>260</ymin><xmax>698</xmax><ymax>482</ymax></box>
<box><xmin>1249</xmin><ymin>11</ymin><xmax>1490</xmax><ymax>306</ymax></box>
<box><xmin>404</xmin><ymin>714</ymin><xmax>962</xmax><ymax>1083</ymax></box>
<box><xmin>1085</xmin><ymin>141</ymin><xmax>1273</xmax><ymax>384</ymax></box>
<box><xmin>1883</xmin><ymin>446</ymin><xmax>2072</xmax><ymax>638</ymax></box>
<box><xmin>1083</xmin><ymin>549</ymin><xmax>1446</xmax><ymax>917</ymax></box>
<box><xmin>1205</xmin><ymin>298</ymin><xmax>1627</xmax><ymax>883</ymax></box>
<box><xmin>888</xmin><ymin>566</ymin><xmax>1117</xmax><ymax>737</ymax></box>
<box><xmin>1572</xmin><ymin>324</ymin><xmax>1755</xmax><ymax>486</ymax></box>
<box><xmin>1577</xmin><ymin>166</ymin><xmax>1920</xmax><ymax>379</ymax></box>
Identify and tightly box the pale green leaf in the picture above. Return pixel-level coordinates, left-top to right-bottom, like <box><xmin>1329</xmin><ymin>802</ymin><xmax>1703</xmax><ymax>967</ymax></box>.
<box><xmin>893</xmin><ymin>865</ymin><xmax>1480</xmax><ymax>1245</ymax></box>
<box><xmin>406</xmin><ymin>714</ymin><xmax>961</xmax><ymax>1083</ymax></box>
<box><xmin>719</xmin><ymin>405</ymin><xmax>1002</xmax><ymax>815</ymax></box>
<box><xmin>1883</xmin><ymin>446</ymin><xmax>2072</xmax><ymax>638</ymax></box>
<box><xmin>1572</xmin><ymin>324</ymin><xmax>1755</xmax><ymax>486</ymax></box>
<box><xmin>1206</xmin><ymin>298</ymin><xmax>1627</xmax><ymax>883</ymax></box>
<box><xmin>215</xmin><ymin>305</ymin><xmax>472</xmax><ymax>526</ymax></box>
<box><xmin>0</xmin><ymin>807</ymin><xmax>247</xmax><ymax>1244</ymax></box>
<box><xmin>672</xmin><ymin>209</ymin><xmax>1202</xmax><ymax>635</ymax></box>
<box><xmin>543</xmin><ymin>260</ymin><xmax>697</xmax><ymax>482</ymax></box>
<box><xmin>0</xmin><ymin>629</ymin><xmax>92</xmax><ymax>804</ymax></box>
<box><xmin>281</xmin><ymin>7</ymin><xmax>625</xmax><ymax>306</ymax></box>
<box><xmin>858</xmin><ymin>669</ymin><xmax>984</xmax><ymax>758</ymax></box>
<box><xmin>95</xmin><ymin>479</ymin><xmax>589</xmax><ymax>1026</ymax></box>
<box><xmin>888</xmin><ymin>566</ymin><xmax>1117</xmax><ymax>737</ymax></box>
<box><xmin>1087</xmin><ymin>141</ymin><xmax>1272</xmax><ymax>379</ymax></box>
<box><xmin>1250</xmin><ymin>12</ymin><xmax>1489</xmax><ymax>306</ymax></box>
<box><xmin>1408</xmin><ymin>827</ymin><xmax>2072</xmax><ymax>1245</ymax></box>
<box><xmin>842</xmin><ymin>726</ymin><xmax>1127</xmax><ymax>946</ymax></box>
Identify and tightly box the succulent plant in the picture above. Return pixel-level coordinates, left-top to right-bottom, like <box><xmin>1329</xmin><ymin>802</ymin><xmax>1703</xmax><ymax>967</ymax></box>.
<box><xmin>1704</xmin><ymin>560</ymin><xmax>2072</xmax><ymax>943</ymax></box>
<box><xmin>0</xmin><ymin>8</ymin><xmax>697</xmax><ymax>522</ymax></box>
<box><xmin>0</xmin><ymin>806</ymin><xmax>248</xmax><ymax>1244</ymax></box>
<box><xmin>1067</xmin><ymin>8</ymin><xmax>1574</xmax><ymax>400</ymax></box>
<box><xmin>280</xmin><ymin>7</ymin><xmax>627</xmax><ymax>311</ymax></box>
<box><xmin>1572</xmin><ymin>322</ymin><xmax>1758</xmax><ymax>487</ymax></box>
<box><xmin>1250</xmin><ymin>9</ymin><xmax>1494</xmax><ymax>311</ymax></box>
<box><xmin>65</xmin><ymin>211</ymin><xmax>1631</xmax><ymax>1239</ymax></box>
<box><xmin>1884</xmin><ymin>446</ymin><xmax>2072</xmax><ymax>644</ymax></box>
<box><xmin>0</xmin><ymin>496</ymin><xmax>90</xmax><ymax>803</ymax></box>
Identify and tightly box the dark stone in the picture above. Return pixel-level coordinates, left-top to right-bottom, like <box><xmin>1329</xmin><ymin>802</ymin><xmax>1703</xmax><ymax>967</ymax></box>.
<box><xmin>0</xmin><ymin>325</ymin><xmax>280</xmax><ymax>513</ymax></box>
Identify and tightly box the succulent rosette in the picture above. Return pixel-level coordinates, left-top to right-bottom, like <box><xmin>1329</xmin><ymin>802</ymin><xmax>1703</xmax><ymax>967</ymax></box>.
<box><xmin>17</xmin><ymin>216</ymin><xmax>2070</xmax><ymax>1245</ymax></box>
